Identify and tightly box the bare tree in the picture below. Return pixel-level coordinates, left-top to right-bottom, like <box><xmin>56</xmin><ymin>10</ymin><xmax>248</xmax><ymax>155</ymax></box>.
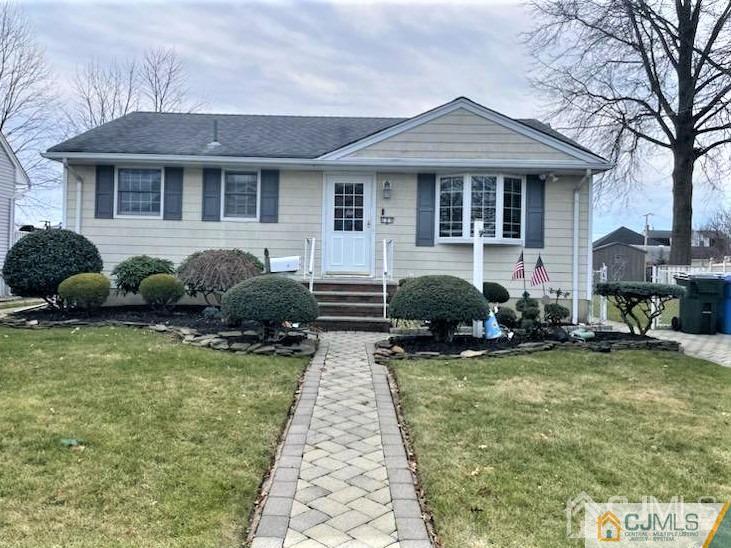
<box><xmin>527</xmin><ymin>0</ymin><xmax>731</xmax><ymax>265</ymax></box>
<box><xmin>140</xmin><ymin>47</ymin><xmax>193</xmax><ymax>113</ymax></box>
<box><xmin>701</xmin><ymin>207</ymin><xmax>731</xmax><ymax>258</ymax></box>
<box><xmin>65</xmin><ymin>59</ymin><xmax>138</xmax><ymax>133</ymax></box>
<box><xmin>0</xmin><ymin>1</ymin><xmax>55</xmax><ymax>180</ymax></box>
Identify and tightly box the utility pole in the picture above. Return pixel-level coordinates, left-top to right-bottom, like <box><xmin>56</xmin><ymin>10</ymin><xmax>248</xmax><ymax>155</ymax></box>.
<box><xmin>642</xmin><ymin>213</ymin><xmax>654</xmax><ymax>247</ymax></box>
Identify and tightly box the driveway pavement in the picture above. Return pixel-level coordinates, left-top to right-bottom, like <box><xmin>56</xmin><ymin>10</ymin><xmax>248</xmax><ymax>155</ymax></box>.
<box><xmin>607</xmin><ymin>321</ymin><xmax>731</xmax><ymax>367</ymax></box>
<box><xmin>252</xmin><ymin>332</ymin><xmax>430</xmax><ymax>548</ymax></box>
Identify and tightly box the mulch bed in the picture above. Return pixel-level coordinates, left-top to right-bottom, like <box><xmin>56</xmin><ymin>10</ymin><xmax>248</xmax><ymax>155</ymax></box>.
<box><xmin>16</xmin><ymin>305</ymin><xmax>243</xmax><ymax>336</ymax></box>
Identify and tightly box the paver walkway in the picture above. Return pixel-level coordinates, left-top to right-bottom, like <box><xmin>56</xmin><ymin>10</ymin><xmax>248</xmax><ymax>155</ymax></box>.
<box><xmin>252</xmin><ymin>332</ymin><xmax>431</xmax><ymax>548</ymax></box>
<box><xmin>607</xmin><ymin>320</ymin><xmax>731</xmax><ymax>367</ymax></box>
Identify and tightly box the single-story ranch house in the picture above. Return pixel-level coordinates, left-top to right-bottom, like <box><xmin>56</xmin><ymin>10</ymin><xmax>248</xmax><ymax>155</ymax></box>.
<box><xmin>44</xmin><ymin>97</ymin><xmax>612</xmax><ymax>325</ymax></box>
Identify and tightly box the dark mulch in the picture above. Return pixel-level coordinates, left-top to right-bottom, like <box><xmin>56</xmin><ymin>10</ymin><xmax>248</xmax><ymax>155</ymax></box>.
<box><xmin>391</xmin><ymin>330</ymin><xmax>653</xmax><ymax>355</ymax></box>
<box><xmin>14</xmin><ymin>305</ymin><xmax>235</xmax><ymax>335</ymax></box>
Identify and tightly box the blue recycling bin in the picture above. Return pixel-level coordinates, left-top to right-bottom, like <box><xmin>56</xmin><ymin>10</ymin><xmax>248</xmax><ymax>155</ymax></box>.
<box><xmin>721</xmin><ymin>275</ymin><xmax>731</xmax><ymax>335</ymax></box>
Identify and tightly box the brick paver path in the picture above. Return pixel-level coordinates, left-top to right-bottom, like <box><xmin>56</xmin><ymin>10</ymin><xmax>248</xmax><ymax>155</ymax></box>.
<box><xmin>252</xmin><ymin>332</ymin><xmax>431</xmax><ymax>548</ymax></box>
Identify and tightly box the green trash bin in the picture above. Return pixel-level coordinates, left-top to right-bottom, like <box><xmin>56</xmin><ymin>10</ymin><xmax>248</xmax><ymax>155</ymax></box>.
<box><xmin>674</xmin><ymin>274</ymin><xmax>726</xmax><ymax>334</ymax></box>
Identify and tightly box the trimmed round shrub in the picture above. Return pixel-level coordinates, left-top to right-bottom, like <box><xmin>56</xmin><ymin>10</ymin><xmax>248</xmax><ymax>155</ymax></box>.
<box><xmin>221</xmin><ymin>275</ymin><xmax>319</xmax><ymax>338</ymax></box>
<box><xmin>58</xmin><ymin>273</ymin><xmax>110</xmax><ymax>311</ymax></box>
<box><xmin>516</xmin><ymin>291</ymin><xmax>541</xmax><ymax>328</ymax></box>
<box><xmin>1</xmin><ymin>229</ymin><xmax>102</xmax><ymax>306</ymax></box>
<box><xmin>543</xmin><ymin>303</ymin><xmax>570</xmax><ymax>325</ymax></box>
<box><xmin>495</xmin><ymin>306</ymin><xmax>518</xmax><ymax>328</ymax></box>
<box><xmin>178</xmin><ymin>249</ymin><xmax>264</xmax><ymax>305</ymax></box>
<box><xmin>483</xmin><ymin>282</ymin><xmax>510</xmax><ymax>304</ymax></box>
<box><xmin>112</xmin><ymin>255</ymin><xmax>174</xmax><ymax>295</ymax></box>
<box><xmin>389</xmin><ymin>275</ymin><xmax>489</xmax><ymax>342</ymax></box>
<box><xmin>139</xmin><ymin>274</ymin><xmax>185</xmax><ymax>310</ymax></box>
<box><xmin>595</xmin><ymin>281</ymin><xmax>685</xmax><ymax>335</ymax></box>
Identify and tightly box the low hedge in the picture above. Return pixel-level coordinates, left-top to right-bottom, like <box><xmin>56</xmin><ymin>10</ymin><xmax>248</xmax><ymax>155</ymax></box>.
<box><xmin>112</xmin><ymin>256</ymin><xmax>174</xmax><ymax>295</ymax></box>
<box><xmin>389</xmin><ymin>275</ymin><xmax>489</xmax><ymax>342</ymax></box>
<box><xmin>139</xmin><ymin>274</ymin><xmax>185</xmax><ymax>311</ymax></box>
<box><xmin>595</xmin><ymin>281</ymin><xmax>685</xmax><ymax>335</ymax></box>
<box><xmin>222</xmin><ymin>275</ymin><xmax>319</xmax><ymax>338</ymax></box>
<box><xmin>58</xmin><ymin>273</ymin><xmax>110</xmax><ymax>311</ymax></box>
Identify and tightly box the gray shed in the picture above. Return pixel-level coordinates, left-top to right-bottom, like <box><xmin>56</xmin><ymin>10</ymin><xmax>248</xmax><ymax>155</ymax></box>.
<box><xmin>593</xmin><ymin>242</ymin><xmax>647</xmax><ymax>282</ymax></box>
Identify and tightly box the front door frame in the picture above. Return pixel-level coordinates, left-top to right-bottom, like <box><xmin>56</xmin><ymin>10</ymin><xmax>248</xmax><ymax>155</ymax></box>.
<box><xmin>321</xmin><ymin>172</ymin><xmax>377</xmax><ymax>278</ymax></box>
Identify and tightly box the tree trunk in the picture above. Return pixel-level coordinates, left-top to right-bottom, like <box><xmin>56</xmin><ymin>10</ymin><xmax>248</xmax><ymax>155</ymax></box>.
<box><xmin>669</xmin><ymin>146</ymin><xmax>694</xmax><ymax>265</ymax></box>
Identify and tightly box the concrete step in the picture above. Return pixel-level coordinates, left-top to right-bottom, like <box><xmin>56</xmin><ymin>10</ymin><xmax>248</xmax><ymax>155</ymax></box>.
<box><xmin>314</xmin><ymin>315</ymin><xmax>392</xmax><ymax>332</ymax></box>
<box><xmin>318</xmin><ymin>302</ymin><xmax>386</xmax><ymax>318</ymax></box>
<box><xmin>313</xmin><ymin>291</ymin><xmax>385</xmax><ymax>304</ymax></box>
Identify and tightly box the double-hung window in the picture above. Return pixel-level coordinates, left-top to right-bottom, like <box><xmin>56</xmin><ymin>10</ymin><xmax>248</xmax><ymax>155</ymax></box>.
<box><xmin>117</xmin><ymin>168</ymin><xmax>162</xmax><ymax>217</ymax></box>
<box><xmin>438</xmin><ymin>173</ymin><xmax>525</xmax><ymax>242</ymax></box>
<box><xmin>223</xmin><ymin>171</ymin><xmax>258</xmax><ymax>220</ymax></box>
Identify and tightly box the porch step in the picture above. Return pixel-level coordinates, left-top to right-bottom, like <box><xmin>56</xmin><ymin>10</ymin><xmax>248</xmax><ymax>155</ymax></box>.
<box><xmin>314</xmin><ymin>316</ymin><xmax>392</xmax><ymax>333</ymax></box>
<box><xmin>318</xmin><ymin>301</ymin><xmax>386</xmax><ymax>318</ymax></box>
<box><xmin>307</xmin><ymin>279</ymin><xmax>397</xmax><ymax>331</ymax></box>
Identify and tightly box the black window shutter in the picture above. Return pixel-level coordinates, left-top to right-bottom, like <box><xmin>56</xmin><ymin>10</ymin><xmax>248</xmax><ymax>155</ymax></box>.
<box><xmin>95</xmin><ymin>165</ymin><xmax>114</xmax><ymax>219</ymax></box>
<box><xmin>525</xmin><ymin>174</ymin><xmax>545</xmax><ymax>248</ymax></box>
<box><xmin>416</xmin><ymin>173</ymin><xmax>436</xmax><ymax>246</ymax></box>
<box><xmin>202</xmin><ymin>168</ymin><xmax>221</xmax><ymax>221</ymax></box>
<box><xmin>260</xmin><ymin>169</ymin><xmax>279</xmax><ymax>223</ymax></box>
<box><xmin>163</xmin><ymin>167</ymin><xmax>184</xmax><ymax>220</ymax></box>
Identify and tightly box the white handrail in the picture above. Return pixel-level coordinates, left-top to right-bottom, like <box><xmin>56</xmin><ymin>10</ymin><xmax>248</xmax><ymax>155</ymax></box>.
<box><xmin>382</xmin><ymin>239</ymin><xmax>394</xmax><ymax>318</ymax></box>
<box><xmin>304</xmin><ymin>237</ymin><xmax>316</xmax><ymax>292</ymax></box>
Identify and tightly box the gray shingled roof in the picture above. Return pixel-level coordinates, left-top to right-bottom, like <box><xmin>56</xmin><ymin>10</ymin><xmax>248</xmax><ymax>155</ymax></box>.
<box><xmin>47</xmin><ymin>102</ymin><xmax>598</xmax><ymax>160</ymax></box>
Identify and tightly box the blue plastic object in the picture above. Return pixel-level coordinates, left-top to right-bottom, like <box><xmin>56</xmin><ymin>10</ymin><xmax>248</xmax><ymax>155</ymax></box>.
<box><xmin>721</xmin><ymin>275</ymin><xmax>731</xmax><ymax>335</ymax></box>
<box><xmin>484</xmin><ymin>312</ymin><xmax>503</xmax><ymax>340</ymax></box>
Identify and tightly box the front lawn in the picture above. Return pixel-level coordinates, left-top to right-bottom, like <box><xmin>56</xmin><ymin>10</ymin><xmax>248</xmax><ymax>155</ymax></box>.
<box><xmin>0</xmin><ymin>326</ymin><xmax>306</xmax><ymax>547</ymax></box>
<box><xmin>392</xmin><ymin>350</ymin><xmax>731</xmax><ymax>548</ymax></box>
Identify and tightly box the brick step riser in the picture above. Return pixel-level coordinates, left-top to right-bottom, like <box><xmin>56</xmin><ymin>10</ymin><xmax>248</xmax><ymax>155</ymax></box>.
<box><xmin>317</xmin><ymin>306</ymin><xmax>386</xmax><ymax>318</ymax></box>
<box><xmin>310</xmin><ymin>283</ymin><xmax>397</xmax><ymax>295</ymax></box>
<box><xmin>315</xmin><ymin>294</ymin><xmax>385</xmax><ymax>304</ymax></box>
<box><xmin>313</xmin><ymin>319</ymin><xmax>391</xmax><ymax>332</ymax></box>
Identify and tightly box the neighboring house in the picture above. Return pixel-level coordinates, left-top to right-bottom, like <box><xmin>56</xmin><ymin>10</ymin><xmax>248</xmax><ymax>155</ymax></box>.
<box><xmin>44</xmin><ymin>97</ymin><xmax>612</xmax><ymax>323</ymax></box>
<box><xmin>593</xmin><ymin>226</ymin><xmax>660</xmax><ymax>248</ymax></box>
<box><xmin>593</xmin><ymin>242</ymin><xmax>647</xmax><ymax>281</ymax></box>
<box><xmin>0</xmin><ymin>132</ymin><xmax>30</xmax><ymax>297</ymax></box>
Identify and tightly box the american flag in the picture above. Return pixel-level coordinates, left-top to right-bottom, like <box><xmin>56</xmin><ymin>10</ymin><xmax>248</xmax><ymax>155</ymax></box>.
<box><xmin>531</xmin><ymin>255</ymin><xmax>551</xmax><ymax>286</ymax></box>
<box><xmin>512</xmin><ymin>251</ymin><xmax>525</xmax><ymax>280</ymax></box>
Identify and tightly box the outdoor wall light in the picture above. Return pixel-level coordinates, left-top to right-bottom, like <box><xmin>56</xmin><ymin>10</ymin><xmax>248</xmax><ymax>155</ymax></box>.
<box><xmin>382</xmin><ymin>180</ymin><xmax>392</xmax><ymax>199</ymax></box>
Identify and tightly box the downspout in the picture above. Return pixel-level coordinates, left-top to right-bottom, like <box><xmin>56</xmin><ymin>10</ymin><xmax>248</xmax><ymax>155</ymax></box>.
<box><xmin>572</xmin><ymin>168</ymin><xmax>591</xmax><ymax>324</ymax></box>
<box><xmin>586</xmin><ymin>172</ymin><xmax>594</xmax><ymax>319</ymax></box>
<box><xmin>64</xmin><ymin>159</ymin><xmax>83</xmax><ymax>233</ymax></box>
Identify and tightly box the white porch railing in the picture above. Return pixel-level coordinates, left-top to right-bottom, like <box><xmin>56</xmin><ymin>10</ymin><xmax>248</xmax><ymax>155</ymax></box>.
<box><xmin>591</xmin><ymin>263</ymin><xmax>608</xmax><ymax>323</ymax></box>
<box><xmin>382</xmin><ymin>239</ymin><xmax>394</xmax><ymax>318</ymax></box>
<box><xmin>303</xmin><ymin>237</ymin><xmax>316</xmax><ymax>292</ymax></box>
<box><xmin>652</xmin><ymin>262</ymin><xmax>729</xmax><ymax>284</ymax></box>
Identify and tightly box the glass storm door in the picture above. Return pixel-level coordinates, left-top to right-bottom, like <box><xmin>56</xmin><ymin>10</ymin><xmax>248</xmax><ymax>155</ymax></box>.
<box><xmin>324</xmin><ymin>175</ymin><xmax>373</xmax><ymax>275</ymax></box>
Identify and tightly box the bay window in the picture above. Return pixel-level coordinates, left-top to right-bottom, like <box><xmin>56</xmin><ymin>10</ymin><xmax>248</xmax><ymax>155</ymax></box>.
<box><xmin>438</xmin><ymin>173</ymin><xmax>525</xmax><ymax>242</ymax></box>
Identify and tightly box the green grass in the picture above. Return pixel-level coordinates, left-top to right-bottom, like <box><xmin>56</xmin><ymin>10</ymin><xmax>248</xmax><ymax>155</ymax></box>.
<box><xmin>0</xmin><ymin>326</ymin><xmax>306</xmax><ymax>547</ymax></box>
<box><xmin>592</xmin><ymin>296</ymin><xmax>679</xmax><ymax>327</ymax></box>
<box><xmin>392</xmin><ymin>350</ymin><xmax>731</xmax><ymax>548</ymax></box>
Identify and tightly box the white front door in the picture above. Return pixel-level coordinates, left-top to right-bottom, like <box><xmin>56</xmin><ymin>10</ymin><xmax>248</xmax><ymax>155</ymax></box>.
<box><xmin>323</xmin><ymin>174</ymin><xmax>374</xmax><ymax>276</ymax></box>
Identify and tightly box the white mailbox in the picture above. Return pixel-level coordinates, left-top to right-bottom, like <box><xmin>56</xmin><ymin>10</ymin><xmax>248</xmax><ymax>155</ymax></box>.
<box><xmin>270</xmin><ymin>256</ymin><xmax>301</xmax><ymax>273</ymax></box>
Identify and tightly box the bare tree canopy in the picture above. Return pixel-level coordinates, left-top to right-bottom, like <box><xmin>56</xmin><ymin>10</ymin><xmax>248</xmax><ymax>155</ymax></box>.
<box><xmin>66</xmin><ymin>47</ymin><xmax>199</xmax><ymax>133</ymax></box>
<box><xmin>527</xmin><ymin>0</ymin><xmax>731</xmax><ymax>265</ymax></box>
<box><xmin>701</xmin><ymin>206</ymin><xmax>731</xmax><ymax>258</ymax></box>
<box><xmin>66</xmin><ymin>59</ymin><xmax>138</xmax><ymax>134</ymax></box>
<box><xmin>0</xmin><ymin>1</ymin><xmax>54</xmax><ymax>181</ymax></box>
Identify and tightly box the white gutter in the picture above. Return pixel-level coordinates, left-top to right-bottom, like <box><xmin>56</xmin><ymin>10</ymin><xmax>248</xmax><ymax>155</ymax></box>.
<box><xmin>42</xmin><ymin>151</ymin><xmax>614</xmax><ymax>172</ymax></box>
<box><xmin>586</xmin><ymin>173</ymin><xmax>594</xmax><ymax>319</ymax></box>
<box><xmin>572</xmin><ymin>169</ymin><xmax>591</xmax><ymax>324</ymax></box>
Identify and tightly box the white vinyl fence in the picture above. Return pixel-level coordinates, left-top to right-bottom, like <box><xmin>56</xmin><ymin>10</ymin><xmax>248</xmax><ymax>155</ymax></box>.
<box><xmin>591</xmin><ymin>263</ymin><xmax>608</xmax><ymax>323</ymax></box>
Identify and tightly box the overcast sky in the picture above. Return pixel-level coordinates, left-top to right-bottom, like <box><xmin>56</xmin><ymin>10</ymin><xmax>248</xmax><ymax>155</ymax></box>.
<box><xmin>21</xmin><ymin>0</ymin><xmax>731</xmax><ymax>238</ymax></box>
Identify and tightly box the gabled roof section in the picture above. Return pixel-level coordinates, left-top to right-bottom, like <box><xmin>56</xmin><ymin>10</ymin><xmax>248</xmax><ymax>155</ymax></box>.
<box><xmin>0</xmin><ymin>132</ymin><xmax>30</xmax><ymax>190</ymax></box>
<box><xmin>593</xmin><ymin>226</ymin><xmax>655</xmax><ymax>248</ymax></box>
<box><xmin>47</xmin><ymin>112</ymin><xmax>406</xmax><ymax>159</ymax></box>
<box><xmin>319</xmin><ymin>97</ymin><xmax>609</xmax><ymax>167</ymax></box>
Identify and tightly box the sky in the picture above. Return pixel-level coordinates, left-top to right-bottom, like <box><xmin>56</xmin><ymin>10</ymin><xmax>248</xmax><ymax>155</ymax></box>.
<box><xmin>18</xmin><ymin>0</ymin><xmax>731</xmax><ymax>238</ymax></box>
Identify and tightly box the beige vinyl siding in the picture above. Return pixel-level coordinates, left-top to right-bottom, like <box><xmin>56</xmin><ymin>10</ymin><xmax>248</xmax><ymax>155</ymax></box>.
<box><xmin>0</xmin><ymin>144</ymin><xmax>16</xmax><ymax>296</ymax></box>
<box><xmin>68</xmin><ymin>165</ymin><xmax>591</xmax><ymax>316</ymax></box>
<box><xmin>68</xmin><ymin>165</ymin><xmax>323</xmax><ymax>274</ymax></box>
<box><xmin>374</xmin><ymin>172</ymin><xmax>591</xmax><ymax>300</ymax></box>
<box><xmin>346</xmin><ymin>108</ymin><xmax>576</xmax><ymax>161</ymax></box>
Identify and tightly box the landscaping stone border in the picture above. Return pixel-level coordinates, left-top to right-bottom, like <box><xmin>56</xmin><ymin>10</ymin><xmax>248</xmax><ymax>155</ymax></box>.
<box><xmin>373</xmin><ymin>337</ymin><xmax>681</xmax><ymax>363</ymax></box>
<box><xmin>0</xmin><ymin>316</ymin><xmax>319</xmax><ymax>358</ymax></box>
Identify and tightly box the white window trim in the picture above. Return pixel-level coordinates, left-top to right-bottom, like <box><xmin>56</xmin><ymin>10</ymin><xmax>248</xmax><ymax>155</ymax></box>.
<box><xmin>114</xmin><ymin>166</ymin><xmax>165</xmax><ymax>219</ymax></box>
<box><xmin>220</xmin><ymin>168</ymin><xmax>261</xmax><ymax>222</ymax></box>
<box><xmin>435</xmin><ymin>172</ymin><xmax>526</xmax><ymax>245</ymax></box>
